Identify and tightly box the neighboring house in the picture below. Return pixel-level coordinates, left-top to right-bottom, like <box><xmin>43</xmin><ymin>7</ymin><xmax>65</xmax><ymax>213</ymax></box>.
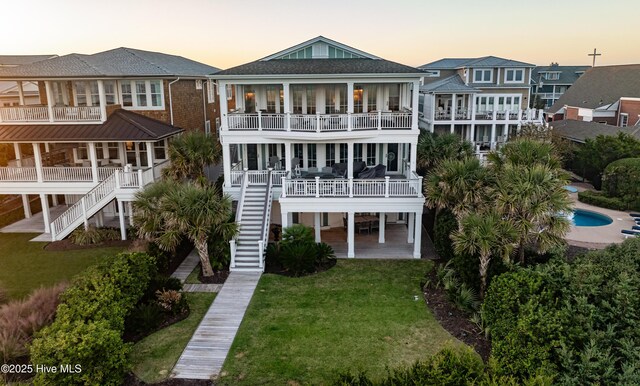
<box><xmin>530</xmin><ymin>64</ymin><xmax>589</xmax><ymax>109</ymax></box>
<box><xmin>550</xmin><ymin>119</ymin><xmax>640</xmax><ymax>144</ymax></box>
<box><xmin>0</xmin><ymin>55</ymin><xmax>58</xmax><ymax>107</ymax></box>
<box><xmin>212</xmin><ymin>36</ymin><xmax>425</xmax><ymax>270</ymax></box>
<box><xmin>548</xmin><ymin>64</ymin><xmax>640</xmax><ymax>127</ymax></box>
<box><xmin>417</xmin><ymin>56</ymin><xmax>543</xmax><ymax>151</ymax></box>
<box><xmin>0</xmin><ymin>47</ymin><xmax>220</xmax><ymax>241</ymax></box>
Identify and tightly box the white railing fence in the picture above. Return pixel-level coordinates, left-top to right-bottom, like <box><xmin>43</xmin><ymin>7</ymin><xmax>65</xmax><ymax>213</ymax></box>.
<box><xmin>258</xmin><ymin>169</ymin><xmax>274</xmax><ymax>270</ymax></box>
<box><xmin>281</xmin><ymin>176</ymin><xmax>422</xmax><ymax>198</ymax></box>
<box><xmin>0</xmin><ymin>106</ymin><xmax>49</xmax><ymax>122</ymax></box>
<box><xmin>0</xmin><ymin>167</ymin><xmax>37</xmax><ymax>181</ymax></box>
<box><xmin>52</xmin><ymin>106</ymin><xmax>101</xmax><ymax>122</ymax></box>
<box><xmin>226</xmin><ymin>111</ymin><xmax>414</xmax><ymax>131</ymax></box>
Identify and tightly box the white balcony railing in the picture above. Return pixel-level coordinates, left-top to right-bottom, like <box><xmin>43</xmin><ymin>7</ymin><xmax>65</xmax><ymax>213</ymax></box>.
<box><xmin>225</xmin><ymin>111</ymin><xmax>413</xmax><ymax>132</ymax></box>
<box><xmin>0</xmin><ymin>106</ymin><xmax>101</xmax><ymax>123</ymax></box>
<box><xmin>0</xmin><ymin>166</ymin><xmax>123</xmax><ymax>183</ymax></box>
<box><xmin>230</xmin><ymin>169</ymin><xmax>287</xmax><ymax>187</ymax></box>
<box><xmin>281</xmin><ymin>176</ymin><xmax>422</xmax><ymax>198</ymax></box>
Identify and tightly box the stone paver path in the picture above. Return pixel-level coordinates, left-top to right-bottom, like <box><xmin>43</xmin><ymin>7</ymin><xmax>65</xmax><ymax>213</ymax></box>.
<box><xmin>172</xmin><ymin>271</ymin><xmax>261</xmax><ymax>380</ymax></box>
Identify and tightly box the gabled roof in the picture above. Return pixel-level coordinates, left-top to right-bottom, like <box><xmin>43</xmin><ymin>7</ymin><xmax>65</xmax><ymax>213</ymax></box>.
<box><xmin>420</xmin><ymin>56</ymin><xmax>534</xmax><ymax>69</ymax></box>
<box><xmin>0</xmin><ymin>48</ymin><xmax>220</xmax><ymax>79</ymax></box>
<box><xmin>0</xmin><ymin>55</ymin><xmax>58</xmax><ymax>66</ymax></box>
<box><xmin>214</xmin><ymin>59</ymin><xmax>423</xmax><ymax>77</ymax></box>
<box><xmin>259</xmin><ymin>36</ymin><xmax>380</xmax><ymax>61</ymax></box>
<box><xmin>551</xmin><ymin>119</ymin><xmax>640</xmax><ymax>143</ymax></box>
<box><xmin>0</xmin><ymin>109</ymin><xmax>183</xmax><ymax>142</ymax></box>
<box><xmin>548</xmin><ymin>64</ymin><xmax>640</xmax><ymax>113</ymax></box>
<box><xmin>532</xmin><ymin>65</ymin><xmax>590</xmax><ymax>85</ymax></box>
<box><xmin>420</xmin><ymin>75</ymin><xmax>478</xmax><ymax>94</ymax></box>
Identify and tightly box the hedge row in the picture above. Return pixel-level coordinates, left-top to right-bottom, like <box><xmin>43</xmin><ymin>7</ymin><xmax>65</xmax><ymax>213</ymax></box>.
<box><xmin>30</xmin><ymin>252</ymin><xmax>156</xmax><ymax>386</ymax></box>
<box><xmin>577</xmin><ymin>190</ymin><xmax>627</xmax><ymax>211</ymax></box>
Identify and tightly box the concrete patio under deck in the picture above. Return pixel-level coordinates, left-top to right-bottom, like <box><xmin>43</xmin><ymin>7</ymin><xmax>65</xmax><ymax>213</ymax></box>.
<box><xmin>0</xmin><ymin>204</ymin><xmax>123</xmax><ymax>242</ymax></box>
<box><xmin>320</xmin><ymin>223</ymin><xmax>432</xmax><ymax>259</ymax></box>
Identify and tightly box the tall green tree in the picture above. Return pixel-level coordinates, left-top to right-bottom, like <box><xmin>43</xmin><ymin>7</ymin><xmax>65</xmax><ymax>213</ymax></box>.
<box><xmin>416</xmin><ymin>131</ymin><xmax>474</xmax><ymax>175</ymax></box>
<box><xmin>163</xmin><ymin>131</ymin><xmax>221</xmax><ymax>182</ymax></box>
<box><xmin>134</xmin><ymin>181</ymin><xmax>237</xmax><ymax>277</ymax></box>
<box><xmin>573</xmin><ymin>133</ymin><xmax>640</xmax><ymax>189</ymax></box>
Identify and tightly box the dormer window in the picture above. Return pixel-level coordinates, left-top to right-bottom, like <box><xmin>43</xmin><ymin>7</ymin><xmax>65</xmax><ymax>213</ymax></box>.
<box><xmin>473</xmin><ymin>69</ymin><xmax>492</xmax><ymax>83</ymax></box>
<box><xmin>504</xmin><ymin>69</ymin><xmax>525</xmax><ymax>83</ymax></box>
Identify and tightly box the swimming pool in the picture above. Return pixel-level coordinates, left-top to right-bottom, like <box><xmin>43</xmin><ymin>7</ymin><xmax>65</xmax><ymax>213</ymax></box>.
<box><xmin>568</xmin><ymin>209</ymin><xmax>613</xmax><ymax>227</ymax></box>
<box><xmin>564</xmin><ymin>185</ymin><xmax>578</xmax><ymax>193</ymax></box>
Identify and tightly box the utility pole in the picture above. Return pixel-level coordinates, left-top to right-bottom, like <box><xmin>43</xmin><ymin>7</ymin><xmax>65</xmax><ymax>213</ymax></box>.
<box><xmin>588</xmin><ymin>48</ymin><xmax>601</xmax><ymax>67</ymax></box>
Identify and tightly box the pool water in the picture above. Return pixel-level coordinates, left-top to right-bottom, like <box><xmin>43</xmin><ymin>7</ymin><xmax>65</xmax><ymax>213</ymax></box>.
<box><xmin>564</xmin><ymin>185</ymin><xmax>578</xmax><ymax>193</ymax></box>
<box><xmin>568</xmin><ymin>209</ymin><xmax>613</xmax><ymax>227</ymax></box>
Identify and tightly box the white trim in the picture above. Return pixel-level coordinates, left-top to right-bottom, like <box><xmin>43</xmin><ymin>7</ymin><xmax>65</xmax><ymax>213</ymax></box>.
<box><xmin>473</xmin><ymin>69</ymin><xmax>493</xmax><ymax>83</ymax></box>
<box><xmin>118</xmin><ymin>79</ymin><xmax>165</xmax><ymax>110</ymax></box>
<box><xmin>424</xmin><ymin>70</ymin><xmax>440</xmax><ymax>77</ymax></box>
<box><xmin>619</xmin><ymin>113</ymin><xmax>629</xmax><ymax>127</ymax></box>
<box><xmin>259</xmin><ymin>36</ymin><xmax>381</xmax><ymax>61</ymax></box>
<box><xmin>504</xmin><ymin>68</ymin><xmax>525</xmax><ymax>84</ymax></box>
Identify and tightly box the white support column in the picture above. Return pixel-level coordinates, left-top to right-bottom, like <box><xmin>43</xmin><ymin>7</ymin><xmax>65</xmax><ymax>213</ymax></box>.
<box><xmin>40</xmin><ymin>194</ymin><xmax>50</xmax><ymax>233</ymax></box>
<box><xmin>32</xmin><ymin>143</ymin><xmax>43</xmax><ymax>183</ymax></box>
<box><xmin>347</xmin><ymin>82</ymin><xmax>354</xmax><ymax>114</ymax></box>
<box><xmin>44</xmin><ymin>81</ymin><xmax>54</xmax><ymax>122</ymax></box>
<box><xmin>314</xmin><ymin>212</ymin><xmax>321</xmax><ymax>243</ymax></box>
<box><xmin>490</xmin><ymin>124</ymin><xmax>497</xmax><ymax>150</ymax></box>
<box><xmin>450</xmin><ymin>124</ymin><xmax>455</xmax><ymax>134</ymax></box>
<box><xmin>117</xmin><ymin>199</ymin><xmax>127</xmax><ymax>240</ymax></box>
<box><xmin>284</xmin><ymin>142</ymin><xmax>292</xmax><ymax>174</ymax></box>
<box><xmin>283</xmin><ymin>82</ymin><xmax>291</xmax><ymax>130</ymax></box>
<box><xmin>407</xmin><ymin>212</ymin><xmax>415</xmax><ymax>243</ymax></box>
<box><xmin>88</xmin><ymin>142</ymin><xmax>99</xmax><ymax>183</ymax></box>
<box><xmin>281</xmin><ymin>210</ymin><xmax>289</xmax><ymax>229</ymax></box>
<box><xmin>470</xmin><ymin>124</ymin><xmax>476</xmax><ymax>143</ymax></box>
<box><xmin>410</xmin><ymin>140</ymin><xmax>417</xmax><ymax>173</ymax></box>
<box><xmin>411</xmin><ymin>80</ymin><xmax>420</xmax><ymax>130</ymax></box>
<box><xmin>22</xmin><ymin>195</ymin><xmax>31</xmax><ymax>218</ymax></box>
<box><xmin>17</xmin><ymin>81</ymin><xmax>25</xmax><ymax>105</ymax></box>
<box><xmin>413</xmin><ymin>209</ymin><xmax>423</xmax><ymax>259</ymax></box>
<box><xmin>222</xmin><ymin>142</ymin><xmax>231</xmax><ymax>188</ymax></box>
<box><xmin>146</xmin><ymin>141</ymin><xmax>154</xmax><ymax>169</ymax></box>
<box><xmin>128</xmin><ymin>202</ymin><xmax>134</xmax><ymax>226</ymax></box>
<box><xmin>347</xmin><ymin>211</ymin><xmax>355</xmax><ymax>258</ymax></box>
<box><xmin>219</xmin><ymin>81</ymin><xmax>228</xmax><ymax>130</ymax></box>
<box><xmin>13</xmin><ymin>143</ymin><xmax>22</xmax><ymax>166</ymax></box>
<box><xmin>97</xmin><ymin>80</ymin><xmax>107</xmax><ymax>122</ymax></box>
<box><xmin>451</xmin><ymin>93</ymin><xmax>457</xmax><ymax>120</ymax></box>
<box><xmin>51</xmin><ymin>194</ymin><xmax>58</xmax><ymax>206</ymax></box>
<box><xmin>378</xmin><ymin>212</ymin><xmax>386</xmax><ymax>243</ymax></box>
<box><xmin>347</xmin><ymin>142</ymin><xmax>353</xmax><ymax>178</ymax></box>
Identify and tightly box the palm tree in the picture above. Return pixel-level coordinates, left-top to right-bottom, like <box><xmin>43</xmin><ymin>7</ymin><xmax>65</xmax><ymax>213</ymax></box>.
<box><xmin>424</xmin><ymin>157</ymin><xmax>489</xmax><ymax>221</ymax></box>
<box><xmin>451</xmin><ymin>211</ymin><xmax>516</xmax><ymax>297</ymax></box>
<box><xmin>487</xmin><ymin>138</ymin><xmax>562</xmax><ymax>171</ymax></box>
<box><xmin>492</xmin><ymin>163</ymin><xmax>571</xmax><ymax>264</ymax></box>
<box><xmin>163</xmin><ymin>131</ymin><xmax>221</xmax><ymax>182</ymax></box>
<box><xmin>416</xmin><ymin>131</ymin><xmax>474</xmax><ymax>175</ymax></box>
<box><xmin>134</xmin><ymin>181</ymin><xmax>237</xmax><ymax>277</ymax></box>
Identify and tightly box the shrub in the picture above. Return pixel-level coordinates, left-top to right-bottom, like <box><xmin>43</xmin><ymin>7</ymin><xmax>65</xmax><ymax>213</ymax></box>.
<box><xmin>280</xmin><ymin>242</ymin><xmax>318</xmax><ymax>276</ymax></box>
<box><xmin>315</xmin><ymin>242</ymin><xmax>337</xmax><ymax>266</ymax></box>
<box><xmin>31</xmin><ymin>319</ymin><xmax>130</xmax><ymax>386</ymax></box>
<box><xmin>69</xmin><ymin>226</ymin><xmax>120</xmax><ymax>246</ymax></box>
<box><xmin>155</xmin><ymin>289</ymin><xmax>187</xmax><ymax>315</ymax></box>
<box><xmin>434</xmin><ymin>209</ymin><xmax>457</xmax><ymax>260</ymax></box>
<box><xmin>280</xmin><ymin>224</ymin><xmax>315</xmax><ymax>248</ymax></box>
<box><xmin>578</xmin><ymin>190</ymin><xmax>627</xmax><ymax>211</ymax></box>
<box><xmin>125</xmin><ymin>303</ymin><xmax>163</xmax><ymax>336</ymax></box>
<box><xmin>602</xmin><ymin>157</ymin><xmax>640</xmax><ymax>210</ymax></box>
<box><xmin>0</xmin><ymin>286</ymin><xmax>6</xmax><ymax>305</ymax></box>
<box><xmin>451</xmin><ymin>252</ymin><xmax>508</xmax><ymax>294</ymax></box>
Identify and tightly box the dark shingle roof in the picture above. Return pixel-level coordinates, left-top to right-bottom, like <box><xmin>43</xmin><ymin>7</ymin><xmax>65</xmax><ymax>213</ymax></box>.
<box><xmin>0</xmin><ymin>55</ymin><xmax>58</xmax><ymax>66</ymax></box>
<box><xmin>420</xmin><ymin>75</ymin><xmax>478</xmax><ymax>93</ymax></box>
<box><xmin>0</xmin><ymin>110</ymin><xmax>183</xmax><ymax>142</ymax></box>
<box><xmin>548</xmin><ymin>64</ymin><xmax>640</xmax><ymax>113</ymax></box>
<box><xmin>214</xmin><ymin>59</ymin><xmax>423</xmax><ymax>77</ymax></box>
<box><xmin>532</xmin><ymin>65</ymin><xmax>590</xmax><ymax>85</ymax></box>
<box><xmin>420</xmin><ymin>56</ymin><xmax>534</xmax><ymax>69</ymax></box>
<box><xmin>0</xmin><ymin>48</ymin><xmax>219</xmax><ymax>79</ymax></box>
<box><xmin>551</xmin><ymin>119</ymin><xmax>640</xmax><ymax>143</ymax></box>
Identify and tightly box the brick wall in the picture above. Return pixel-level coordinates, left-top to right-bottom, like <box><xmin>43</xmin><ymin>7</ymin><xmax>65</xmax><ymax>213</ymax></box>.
<box><xmin>565</xmin><ymin>106</ymin><xmax>579</xmax><ymax>120</ymax></box>
<box><xmin>620</xmin><ymin>99</ymin><xmax>640</xmax><ymax>126</ymax></box>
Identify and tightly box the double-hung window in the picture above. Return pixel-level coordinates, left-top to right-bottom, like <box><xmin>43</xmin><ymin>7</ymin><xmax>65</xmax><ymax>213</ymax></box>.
<box><xmin>120</xmin><ymin>80</ymin><xmax>164</xmax><ymax>109</ymax></box>
<box><xmin>74</xmin><ymin>81</ymin><xmax>101</xmax><ymax>106</ymax></box>
<box><xmin>473</xmin><ymin>69</ymin><xmax>492</xmax><ymax>83</ymax></box>
<box><xmin>504</xmin><ymin>69</ymin><xmax>525</xmax><ymax>83</ymax></box>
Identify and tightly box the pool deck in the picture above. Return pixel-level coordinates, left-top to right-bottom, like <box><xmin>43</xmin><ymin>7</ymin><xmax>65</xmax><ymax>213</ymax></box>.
<box><xmin>565</xmin><ymin>187</ymin><xmax>638</xmax><ymax>249</ymax></box>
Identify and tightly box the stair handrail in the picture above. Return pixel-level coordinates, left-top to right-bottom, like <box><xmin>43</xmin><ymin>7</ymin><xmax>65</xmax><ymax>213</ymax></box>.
<box><xmin>258</xmin><ymin>168</ymin><xmax>274</xmax><ymax>270</ymax></box>
<box><xmin>230</xmin><ymin>168</ymin><xmax>249</xmax><ymax>269</ymax></box>
<box><xmin>51</xmin><ymin>170</ymin><xmax>118</xmax><ymax>239</ymax></box>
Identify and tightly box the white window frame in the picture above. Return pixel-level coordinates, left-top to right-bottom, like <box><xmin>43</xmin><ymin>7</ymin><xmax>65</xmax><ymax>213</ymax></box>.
<box><xmin>73</xmin><ymin>81</ymin><xmax>100</xmax><ymax>107</ymax></box>
<box><xmin>207</xmin><ymin>81</ymin><xmax>215</xmax><ymax>104</ymax></box>
<box><xmin>118</xmin><ymin>80</ymin><xmax>164</xmax><ymax>110</ymax></box>
<box><xmin>424</xmin><ymin>70</ymin><xmax>440</xmax><ymax>77</ymax></box>
<box><xmin>473</xmin><ymin>69</ymin><xmax>493</xmax><ymax>83</ymax></box>
<box><xmin>504</xmin><ymin>69</ymin><xmax>525</xmax><ymax>84</ymax></box>
<box><xmin>544</xmin><ymin>72</ymin><xmax>560</xmax><ymax>80</ymax></box>
<box><xmin>226</xmin><ymin>84</ymin><xmax>233</xmax><ymax>100</ymax></box>
<box><xmin>619</xmin><ymin>113</ymin><xmax>629</xmax><ymax>127</ymax></box>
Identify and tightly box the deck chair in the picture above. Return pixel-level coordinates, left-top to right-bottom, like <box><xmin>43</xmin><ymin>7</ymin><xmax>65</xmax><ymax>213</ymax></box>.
<box><xmin>268</xmin><ymin>156</ymin><xmax>280</xmax><ymax>169</ymax></box>
<box><xmin>621</xmin><ymin>229</ymin><xmax>640</xmax><ymax>238</ymax></box>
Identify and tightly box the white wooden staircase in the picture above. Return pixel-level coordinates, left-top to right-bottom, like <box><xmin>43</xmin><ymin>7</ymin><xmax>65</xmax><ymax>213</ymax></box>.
<box><xmin>230</xmin><ymin>170</ymin><xmax>274</xmax><ymax>272</ymax></box>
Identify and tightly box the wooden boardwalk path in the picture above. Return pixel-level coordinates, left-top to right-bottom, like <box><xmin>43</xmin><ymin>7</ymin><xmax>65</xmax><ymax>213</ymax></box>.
<box><xmin>171</xmin><ymin>250</ymin><xmax>200</xmax><ymax>283</ymax></box>
<box><xmin>172</xmin><ymin>271</ymin><xmax>261</xmax><ymax>380</ymax></box>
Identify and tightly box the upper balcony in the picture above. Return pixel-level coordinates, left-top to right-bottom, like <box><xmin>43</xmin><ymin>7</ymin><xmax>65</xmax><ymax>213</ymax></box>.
<box><xmin>0</xmin><ymin>105</ymin><xmax>101</xmax><ymax>124</ymax></box>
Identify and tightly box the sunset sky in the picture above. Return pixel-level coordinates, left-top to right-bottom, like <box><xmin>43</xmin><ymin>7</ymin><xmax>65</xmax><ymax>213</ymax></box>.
<box><xmin>1</xmin><ymin>0</ymin><xmax>637</xmax><ymax>69</ymax></box>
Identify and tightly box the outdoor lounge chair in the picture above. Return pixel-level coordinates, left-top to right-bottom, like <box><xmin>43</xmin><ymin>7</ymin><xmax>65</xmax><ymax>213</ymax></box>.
<box><xmin>332</xmin><ymin>163</ymin><xmax>347</xmax><ymax>178</ymax></box>
<box><xmin>353</xmin><ymin>161</ymin><xmax>367</xmax><ymax>176</ymax></box>
<box><xmin>621</xmin><ymin>229</ymin><xmax>640</xmax><ymax>238</ymax></box>
<box><xmin>373</xmin><ymin>164</ymin><xmax>386</xmax><ymax>178</ymax></box>
<box><xmin>632</xmin><ymin>225</ymin><xmax>640</xmax><ymax>231</ymax></box>
<box><xmin>358</xmin><ymin>167</ymin><xmax>376</xmax><ymax>179</ymax></box>
<box><xmin>630</xmin><ymin>213</ymin><xmax>640</xmax><ymax>217</ymax></box>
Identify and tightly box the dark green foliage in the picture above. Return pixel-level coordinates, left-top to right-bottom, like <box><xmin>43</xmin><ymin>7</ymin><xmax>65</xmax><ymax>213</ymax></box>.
<box><xmin>602</xmin><ymin>157</ymin><xmax>640</xmax><ymax>210</ymax></box>
<box><xmin>316</xmin><ymin>242</ymin><xmax>337</xmax><ymax>265</ymax></box>
<box><xmin>429</xmin><ymin>261</ymin><xmax>479</xmax><ymax>314</ymax></box>
<box><xmin>572</xmin><ymin>133</ymin><xmax>640</xmax><ymax>189</ymax></box>
<box><xmin>483</xmin><ymin>238</ymin><xmax>640</xmax><ymax>384</ymax></box>
<box><xmin>30</xmin><ymin>252</ymin><xmax>156</xmax><ymax>385</ymax></box>
<box><xmin>125</xmin><ymin>303</ymin><xmax>163</xmax><ymax>336</ymax></box>
<box><xmin>416</xmin><ymin>130</ymin><xmax>474</xmax><ymax>176</ymax></box>
<box><xmin>336</xmin><ymin>348</ymin><xmax>485</xmax><ymax>386</ymax></box>
<box><xmin>69</xmin><ymin>226</ymin><xmax>119</xmax><ymax>246</ymax></box>
<box><xmin>269</xmin><ymin>226</ymin><xmax>336</xmax><ymax>276</ymax></box>
<box><xmin>141</xmin><ymin>275</ymin><xmax>183</xmax><ymax>304</ymax></box>
<box><xmin>280</xmin><ymin>242</ymin><xmax>318</xmax><ymax>276</ymax></box>
<box><xmin>433</xmin><ymin>209</ymin><xmax>457</xmax><ymax>260</ymax></box>
<box><xmin>451</xmin><ymin>252</ymin><xmax>508</xmax><ymax>294</ymax></box>
<box><xmin>280</xmin><ymin>224</ymin><xmax>315</xmax><ymax>248</ymax></box>
<box><xmin>146</xmin><ymin>241</ymin><xmax>172</xmax><ymax>273</ymax></box>
<box><xmin>578</xmin><ymin>190</ymin><xmax>627</xmax><ymax>211</ymax></box>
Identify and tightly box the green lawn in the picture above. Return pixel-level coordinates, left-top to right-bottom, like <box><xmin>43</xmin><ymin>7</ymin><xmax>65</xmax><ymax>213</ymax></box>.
<box><xmin>0</xmin><ymin>233</ymin><xmax>125</xmax><ymax>299</ymax></box>
<box><xmin>220</xmin><ymin>259</ymin><xmax>465</xmax><ymax>385</ymax></box>
<box><xmin>185</xmin><ymin>264</ymin><xmax>201</xmax><ymax>284</ymax></box>
<box><xmin>130</xmin><ymin>292</ymin><xmax>216</xmax><ymax>383</ymax></box>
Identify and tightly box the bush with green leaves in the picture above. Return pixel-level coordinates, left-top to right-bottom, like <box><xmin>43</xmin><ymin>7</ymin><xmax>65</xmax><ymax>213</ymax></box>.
<box><xmin>578</xmin><ymin>190</ymin><xmax>627</xmax><ymax>211</ymax></box>
<box><xmin>30</xmin><ymin>252</ymin><xmax>156</xmax><ymax>386</ymax></box>
<box><xmin>433</xmin><ymin>209</ymin><xmax>457</xmax><ymax>261</ymax></box>
<box><xmin>69</xmin><ymin>225</ymin><xmax>120</xmax><ymax>246</ymax></box>
<box><xmin>270</xmin><ymin>225</ymin><xmax>336</xmax><ymax>276</ymax></box>
<box><xmin>602</xmin><ymin>157</ymin><xmax>640</xmax><ymax>210</ymax></box>
<box><xmin>483</xmin><ymin>238</ymin><xmax>640</xmax><ymax>384</ymax></box>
